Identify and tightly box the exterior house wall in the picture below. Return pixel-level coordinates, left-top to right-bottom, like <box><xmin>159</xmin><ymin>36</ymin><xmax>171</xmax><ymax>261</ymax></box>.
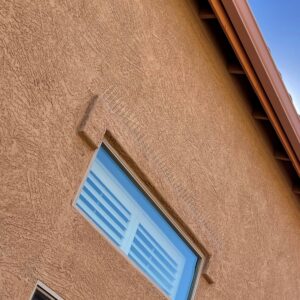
<box><xmin>0</xmin><ymin>0</ymin><xmax>300</xmax><ymax>299</ymax></box>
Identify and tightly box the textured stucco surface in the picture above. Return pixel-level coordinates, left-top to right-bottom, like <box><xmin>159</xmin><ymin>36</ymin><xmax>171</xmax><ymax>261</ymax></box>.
<box><xmin>1</xmin><ymin>0</ymin><xmax>300</xmax><ymax>299</ymax></box>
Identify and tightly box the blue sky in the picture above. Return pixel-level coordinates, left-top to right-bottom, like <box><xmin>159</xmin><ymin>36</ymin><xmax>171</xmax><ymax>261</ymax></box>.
<box><xmin>248</xmin><ymin>0</ymin><xmax>300</xmax><ymax>113</ymax></box>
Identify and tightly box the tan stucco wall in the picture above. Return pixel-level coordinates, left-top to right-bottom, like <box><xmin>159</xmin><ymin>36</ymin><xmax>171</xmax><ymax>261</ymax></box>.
<box><xmin>1</xmin><ymin>0</ymin><xmax>300</xmax><ymax>299</ymax></box>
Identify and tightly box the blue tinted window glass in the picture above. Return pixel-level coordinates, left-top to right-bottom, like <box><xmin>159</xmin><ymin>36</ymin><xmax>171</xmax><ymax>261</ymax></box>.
<box><xmin>75</xmin><ymin>144</ymin><xmax>200</xmax><ymax>299</ymax></box>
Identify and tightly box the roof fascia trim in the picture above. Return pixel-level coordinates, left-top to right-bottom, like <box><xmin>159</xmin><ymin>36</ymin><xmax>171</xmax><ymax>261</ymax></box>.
<box><xmin>220</xmin><ymin>0</ymin><xmax>300</xmax><ymax>162</ymax></box>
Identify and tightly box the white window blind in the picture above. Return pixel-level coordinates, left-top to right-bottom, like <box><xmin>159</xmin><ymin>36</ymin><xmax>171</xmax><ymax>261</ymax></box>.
<box><xmin>75</xmin><ymin>145</ymin><xmax>199</xmax><ymax>300</ymax></box>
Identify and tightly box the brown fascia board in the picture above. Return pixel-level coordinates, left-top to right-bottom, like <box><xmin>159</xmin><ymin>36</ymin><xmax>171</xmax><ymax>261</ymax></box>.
<box><xmin>220</xmin><ymin>0</ymin><xmax>300</xmax><ymax>163</ymax></box>
<box><xmin>208</xmin><ymin>0</ymin><xmax>300</xmax><ymax>176</ymax></box>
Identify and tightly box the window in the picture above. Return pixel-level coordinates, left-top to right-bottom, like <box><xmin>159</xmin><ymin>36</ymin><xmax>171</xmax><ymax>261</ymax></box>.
<box><xmin>31</xmin><ymin>282</ymin><xmax>62</xmax><ymax>300</ymax></box>
<box><xmin>74</xmin><ymin>143</ymin><xmax>201</xmax><ymax>299</ymax></box>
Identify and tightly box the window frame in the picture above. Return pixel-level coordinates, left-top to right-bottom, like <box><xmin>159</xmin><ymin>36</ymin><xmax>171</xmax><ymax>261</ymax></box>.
<box><xmin>30</xmin><ymin>281</ymin><xmax>63</xmax><ymax>300</ymax></box>
<box><xmin>72</xmin><ymin>138</ymin><xmax>206</xmax><ymax>299</ymax></box>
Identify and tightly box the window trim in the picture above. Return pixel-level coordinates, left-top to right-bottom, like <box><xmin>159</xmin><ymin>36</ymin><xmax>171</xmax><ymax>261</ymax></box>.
<box><xmin>72</xmin><ymin>138</ymin><xmax>206</xmax><ymax>299</ymax></box>
<box><xmin>30</xmin><ymin>281</ymin><xmax>63</xmax><ymax>300</ymax></box>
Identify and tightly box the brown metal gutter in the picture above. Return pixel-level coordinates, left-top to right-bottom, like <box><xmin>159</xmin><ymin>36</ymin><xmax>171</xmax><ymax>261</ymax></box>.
<box><xmin>208</xmin><ymin>0</ymin><xmax>300</xmax><ymax>176</ymax></box>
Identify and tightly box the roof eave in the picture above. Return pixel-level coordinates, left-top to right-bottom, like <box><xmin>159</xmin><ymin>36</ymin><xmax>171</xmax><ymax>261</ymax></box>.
<box><xmin>220</xmin><ymin>0</ymin><xmax>300</xmax><ymax>162</ymax></box>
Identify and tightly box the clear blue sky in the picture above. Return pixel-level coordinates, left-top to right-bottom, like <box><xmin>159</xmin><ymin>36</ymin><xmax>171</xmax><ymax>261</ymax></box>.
<box><xmin>248</xmin><ymin>0</ymin><xmax>300</xmax><ymax>113</ymax></box>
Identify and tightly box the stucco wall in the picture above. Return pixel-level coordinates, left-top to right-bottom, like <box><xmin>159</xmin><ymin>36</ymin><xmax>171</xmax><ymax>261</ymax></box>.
<box><xmin>1</xmin><ymin>0</ymin><xmax>300</xmax><ymax>299</ymax></box>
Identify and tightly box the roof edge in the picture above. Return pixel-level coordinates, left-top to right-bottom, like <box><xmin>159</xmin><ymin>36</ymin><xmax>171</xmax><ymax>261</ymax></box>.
<box><xmin>221</xmin><ymin>0</ymin><xmax>300</xmax><ymax>162</ymax></box>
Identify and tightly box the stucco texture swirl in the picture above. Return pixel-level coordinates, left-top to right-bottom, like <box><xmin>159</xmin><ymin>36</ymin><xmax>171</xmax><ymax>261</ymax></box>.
<box><xmin>0</xmin><ymin>0</ymin><xmax>300</xmax><ymax>299</ymax></box>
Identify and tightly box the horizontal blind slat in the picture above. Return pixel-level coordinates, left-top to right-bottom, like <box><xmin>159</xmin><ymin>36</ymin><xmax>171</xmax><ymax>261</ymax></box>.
<box><xmin>135</xmin><ymin>230</ymin><xmax>177</xmax><ymax>275</ymax></box>
<box><xmin>138</xmin><ymin>225</ymin><xmax>178</xmax><ymax>268</ymax></box>
<box><xmin>84</xmin><ymin>180</ymin><xmax>129</xmax><ymax>229</ymax></box>
<box><xmin>81</xmin><ymin>187</ymin><xmax>127</xmax><ymax>232</ymax></box>
<box><xmin>91</xmin><ymin>162</ymin><xmax>132</xmax><ymax>215</ymax></box>
<box><xmin>77</xmin><ymin>195</ymin><xmax>123</xmax><ymax>245</ymax></box>
<box><xmin>129</xmin><ymin>246</ymin><xmax>172</xmax><ymax>296</ymax></box>
<box><xmin>89</xmin><ymin>172</ymin><xmax>131</xmax><ymax>221</ymax></box>
<box><xmin>133</xmin><ymin>235</ymin><xmax>176</xmax><ymax>281</ymax></box>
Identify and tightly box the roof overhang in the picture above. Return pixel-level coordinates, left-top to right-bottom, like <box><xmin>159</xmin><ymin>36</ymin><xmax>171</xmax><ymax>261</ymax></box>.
<box><xmin>208</xmin><ymin>0</ymin><xmax>300</xmax><ymax>176</ymax></box>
